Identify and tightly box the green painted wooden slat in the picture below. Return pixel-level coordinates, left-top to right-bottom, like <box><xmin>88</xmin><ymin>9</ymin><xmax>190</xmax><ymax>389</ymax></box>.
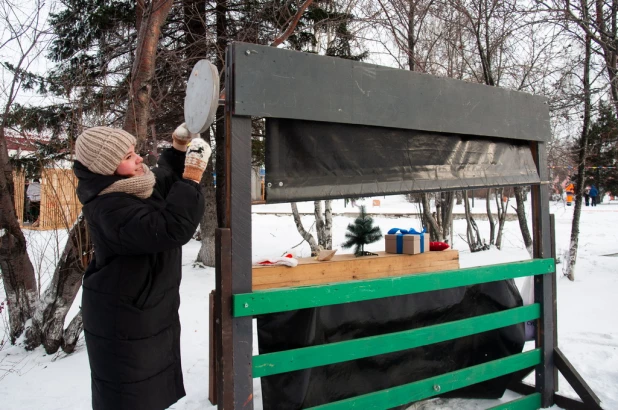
<box><xmin>306</xmin><ymin>349</ymin><xmax>542</xmax><ymax>410</ymax></box>
<box><xmin>234</xmin><ymin>259</ymin><xmax>554</xmax><ymax>317</ymax></box>
<box><xmin>487</xmin><ymin>393</ymin><xmax>541</xmax><ymax>410</ymax></box>
<box><xmin>253</xmin><ymin>304</ymin><xmax>540</xmax><ymax>378</ymax></box>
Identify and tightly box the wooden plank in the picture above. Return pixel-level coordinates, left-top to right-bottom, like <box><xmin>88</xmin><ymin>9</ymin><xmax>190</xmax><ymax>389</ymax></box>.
<box><xmin>253</xmin><ymin>250</ymin><xmax>460</xmax><ymax>290</ymax></box>
<box><xmin>253</xmin><ymin>261</ymin><xmax>461</xmax><ymax>290</ymax></box>
<box><xmin>554</xmin><ymin>347</ymin><xmax>603</xmax><ymax>409</ymax></box>
<box><xmin>253</xmin><ymin>304</ymin><xmax>541</xmax><ymax>378</ymax></box>
<box><xmin>232</xmin><ymin>43</ymin><xmax>551</xmax><ymax>142</ymax></box>
<box><xmin>234</xmin><ymin>259</ymin><xmax>555</xmax><ymax>317</ymax></box>
<box><xmin>253</xmin><ymin>259</ymin><xmax>459</xmax><ymax>285</ymax></box>
<box><xmin>487</xmin><ymin>393</ymin><xmax>541</xmax><ymax>410</ymax></box>
<box><xmin>530</xmin><ymin>141</ymin><xmax>555</xmax><ymax>407</ymax></box>
<box><xmin>12</xmin><ymin>170</ymin><xmax>25</xmax><ymax>224</ymax></box>
<box><xmin>306</xmin><ymin>349</ymin><xmax>542</xmax><ymax>410</ymax></box>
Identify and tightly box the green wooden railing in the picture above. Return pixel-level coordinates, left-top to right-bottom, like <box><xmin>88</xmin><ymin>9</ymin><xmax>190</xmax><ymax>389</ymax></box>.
<box><xmin>232</xmin><ymin>258</ymin><xmax>555</xmax><ymax>410</ymax></box>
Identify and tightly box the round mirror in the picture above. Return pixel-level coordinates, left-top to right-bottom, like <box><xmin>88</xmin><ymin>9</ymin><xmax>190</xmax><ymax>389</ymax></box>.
<box><xmin>184</xmin><ymin>60</ymin><xmax>219</xmax><ymax>134</ymax></box>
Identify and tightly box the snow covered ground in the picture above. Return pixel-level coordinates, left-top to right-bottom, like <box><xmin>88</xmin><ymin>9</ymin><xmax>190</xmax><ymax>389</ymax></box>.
<box><xmin>1</xmin><ymin>194</ymin><xmax>617</xmax><ymax>409</ymax></box>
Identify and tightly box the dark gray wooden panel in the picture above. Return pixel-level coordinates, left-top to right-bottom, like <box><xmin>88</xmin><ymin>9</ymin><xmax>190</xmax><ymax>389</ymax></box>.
<box><xmin>232</xmin><ymin>42</ymin><xmax>551</xmax><ymax>142</ymax></box>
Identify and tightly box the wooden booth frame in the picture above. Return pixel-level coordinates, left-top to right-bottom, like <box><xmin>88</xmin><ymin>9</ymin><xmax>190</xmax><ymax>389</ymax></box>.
<box><xmin>213</xmin><ymin>42</ymin><xmax>603</xmax><ymax>410</ymax></box>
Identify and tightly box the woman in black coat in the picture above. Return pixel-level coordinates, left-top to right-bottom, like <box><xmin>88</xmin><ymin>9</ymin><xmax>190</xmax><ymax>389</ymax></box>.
<box><xmin>73</xmin><ymin>125</ymin><xmax>209</xmax><ymax>410</ymax></box>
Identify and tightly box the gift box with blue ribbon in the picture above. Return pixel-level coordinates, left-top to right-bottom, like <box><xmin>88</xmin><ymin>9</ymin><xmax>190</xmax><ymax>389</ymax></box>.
<box><xmin>384</xmin><ymin>228</ymin><xmax>429</xmax><ymax>254</ymax></box>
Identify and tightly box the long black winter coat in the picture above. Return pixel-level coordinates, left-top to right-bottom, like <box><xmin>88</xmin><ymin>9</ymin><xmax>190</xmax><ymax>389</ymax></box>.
<box><xmin>74</xmin><ymin>148</ymin><xmax>205</xmax><ymax>410</ymax></box>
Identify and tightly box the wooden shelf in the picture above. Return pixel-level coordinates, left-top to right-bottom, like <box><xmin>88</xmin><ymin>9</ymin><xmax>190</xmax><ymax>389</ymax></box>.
<box><xmin>253</xmin><ymin>250</ymin><xmax>460</xmax><ymax>290</ymax></box>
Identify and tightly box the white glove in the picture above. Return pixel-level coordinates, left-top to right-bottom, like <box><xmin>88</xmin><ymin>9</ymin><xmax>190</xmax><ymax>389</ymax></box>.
<box><xmin>173</xmin><ymin>122</ymin><xmax>199</xmax><ymax>146</ymax></box>
<box><xmin>183</xmin><ymin>138</ymin><xmax>212</xmax><ymax>182</ymax></box>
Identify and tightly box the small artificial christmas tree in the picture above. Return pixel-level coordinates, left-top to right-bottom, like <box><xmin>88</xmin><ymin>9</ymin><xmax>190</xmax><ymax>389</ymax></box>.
<box><xmin>342</xmin><ymin>205</ymin><xmax>383</xmax><ymax>256</ymax></box>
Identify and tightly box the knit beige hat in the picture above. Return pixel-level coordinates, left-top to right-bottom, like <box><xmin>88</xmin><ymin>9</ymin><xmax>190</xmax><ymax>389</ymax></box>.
<box><xmin>75</xmin><ymin>127</ymin><xmax>137</xmax><ymax>175</ymax></box>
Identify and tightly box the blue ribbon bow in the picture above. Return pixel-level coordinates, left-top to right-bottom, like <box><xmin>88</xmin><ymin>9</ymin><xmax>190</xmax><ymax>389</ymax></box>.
<box><xmin>387</xmin><ymin>228</ymin><xmax>409</xmax><ymax>253</ymax></box>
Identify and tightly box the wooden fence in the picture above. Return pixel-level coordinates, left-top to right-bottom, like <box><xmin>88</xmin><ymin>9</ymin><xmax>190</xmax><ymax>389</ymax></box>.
<box><xmin>12</xmin><ymin>170</ymin><xmax>25</xmax><ymax>224</ymax></box>
<box><xmin>13</xmin><ymin>168</ymin><xmax>81</xmax><ymax>230</ymax></box>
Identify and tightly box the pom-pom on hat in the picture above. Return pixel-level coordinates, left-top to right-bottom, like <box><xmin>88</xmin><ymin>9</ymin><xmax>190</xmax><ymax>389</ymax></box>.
<box><xmin>75</xmin><ymin>126</ymin><xmax>136</xmax><ymax>175</ymax></box>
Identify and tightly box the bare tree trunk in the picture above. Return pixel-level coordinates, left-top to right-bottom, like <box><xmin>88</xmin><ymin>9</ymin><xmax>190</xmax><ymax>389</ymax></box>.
<box><xmin>440</xmin><ymin>192</ymin><xmax>454</xmax><ymax>244</ymax></box>
<box><xmin>0</xmin><ymin>178</ymin><xmax>37</xmax><ymax>343</ymax></box>
<box><xmin>314</xmin><ymin>201</ymin><xmax>326</xmax><ymax>248</ymax></box>
<box><xmin>0</xmin><ymin>101</ymin><xmax>37</xmax><ymax>347</ymax></box>
<box><xmin>324</xmin><ymin>200</ymin><xmax>333</xmax><ymax>249</ymax></box>
<box><xmin>464</xmin><ymin>192</ymin><xmax>475</xmax><ymax>248</ymax></box>
<box><xmin>123</xmin><ymin>0</ymin><xmax>174</xmax><ymax>144</ymax></box>
<box><xmin>215</xmin><ymin>0</ymin><xmax>227</xmax><ymax>229</ymax></box>
<box><xmin>408</xmin><ymin>0</ymin><xmax>416</xmax><ymax>71</ymax></box>
<box><xmin>421</xmin><ymin>193</ymin><xmax>443</xmax><ymax>241</ymax></box>
<box><xmin>291</xmin><ymin>203</ymin><xmax>319</xmax><ymax>255</ymax></box>
<box><xmin>514</xmin><ymin>186</ymin><xmax>533</xmax><ymax>257</ymax></box>
<box><xmin>463</xmin><ymin>191</ymin><xmax>486</xmax><ymax>252</ymax></box>
<box><xmin>495</xmin><ymin>188</ymin><xmax>509</xmax><ymax>249</ymax></box>
<box><xmin>61</xmin><ymin>310</ymin><xmax>83</xmax><ymax>354</ymax></box>
<box><xmin>184</xmin><ymin>0</ymin><xmax>216</xmax><ymax>266</ymax></box>
<box><xmin>486</xmin><ymin>188</ymin><xmax>495</xmax><ymax>245</ymax></box>
<box><xmin>24</xmin><ymin>215</ymin><xmax>91</xmax><ymax>353</ymax></box>
<box><xmin>456</xmin><ymin>190</ymin><xmax>463</xmax><ymax>205</ymax></box>
<box><xmin>566</xmin><ymin>29</ymin><xmax>592</xmax><ymax>281</ymax></box>
<box><xmin>593</xmin><ymin>0</ymin><xmax>618</xmax><ymax>117</ymax></box>
<box><xmin>197</xmin><ymin>159</ymin><xmax>217</xmax><ymax>266</ymax></box>
<box><xmin>0</xmin><ymin>1</ymin><xmax>43</xmax><ymax>344</ymax></box>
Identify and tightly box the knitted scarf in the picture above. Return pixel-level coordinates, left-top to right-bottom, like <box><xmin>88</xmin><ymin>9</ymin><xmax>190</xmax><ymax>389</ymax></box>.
<box><xmin>99</xmin><ymin>164</ymin><xmax>156</xmax><ymax>199</ymax></box>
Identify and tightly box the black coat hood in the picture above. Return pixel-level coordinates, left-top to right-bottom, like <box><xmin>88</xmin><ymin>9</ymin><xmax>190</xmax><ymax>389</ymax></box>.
<box><xmin>73</xmin><ymin>160</ymin><xmax>123</xmax><ymax>204</ymax></box>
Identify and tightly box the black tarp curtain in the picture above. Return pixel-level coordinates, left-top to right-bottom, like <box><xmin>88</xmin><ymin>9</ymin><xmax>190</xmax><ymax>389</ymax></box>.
<box><xmin>265</xmin><ymin>118</ymin><xmax>540</xmax><ymax>203</ymax></box>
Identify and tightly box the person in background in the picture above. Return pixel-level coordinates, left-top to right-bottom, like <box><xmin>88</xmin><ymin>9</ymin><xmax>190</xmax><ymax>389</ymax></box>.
<box><xmin>584</xmin><ymin>187</ymin><xmax>590</xmax><ymax>206</ymax></box>
<box><xmin>589</xmin><ymin>184</ymin><xmax>599</xmax><ymax>206</ymax></box>
<box><xmin>26</xmin><ymin>178</ymin><xmax>41</xmax><ymax>225</ymax></box>
<box><xmin>73</xmin><ymin>124</ymin><xmax>209</xmax><ymax>410</ymax></box>
<box><xmin>565</xmin><ymin>181</ymin><xmax>575</xmax><ymax>206</ymax></box>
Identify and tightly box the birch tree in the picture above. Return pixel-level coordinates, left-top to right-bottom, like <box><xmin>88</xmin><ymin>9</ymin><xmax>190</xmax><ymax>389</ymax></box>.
<box><xmin>566</xmin><ymin>3</ymin><xmax>593</xmax><ymax>281</ymax></box>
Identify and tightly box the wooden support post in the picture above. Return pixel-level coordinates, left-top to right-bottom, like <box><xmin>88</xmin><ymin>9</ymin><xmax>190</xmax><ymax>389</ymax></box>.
<box><xmin>550</xmin><ymin>213</ymin><xmax>558</xmax><ymax>392</ymax></box>
<box><xmin>530</xmin><ymin>141</ymin><xmax>555</xmax><ymax>407</ymax></box>
<box><xmin>224</xmin><ymin>113</ymin><xmax>254</xmax><ymax>409</ymax></box>
<box><xmin>215</xmin><ymin>228</ymin><xmax>233</xmax><ymax>407</ymax></box>
<box><xmin>216</xmin><ymin>42</ymin><xmax>254</xmax><ymax>410</ymax></box>
<box><xmin>209</xmin><ymin>290</ymin><xmax>217</xmax><ymax>405</ymax></box>
<box><xmin>554</xmin><ymin>347</ymin><xmax>603</xmax><ymax>409</ymax></box>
